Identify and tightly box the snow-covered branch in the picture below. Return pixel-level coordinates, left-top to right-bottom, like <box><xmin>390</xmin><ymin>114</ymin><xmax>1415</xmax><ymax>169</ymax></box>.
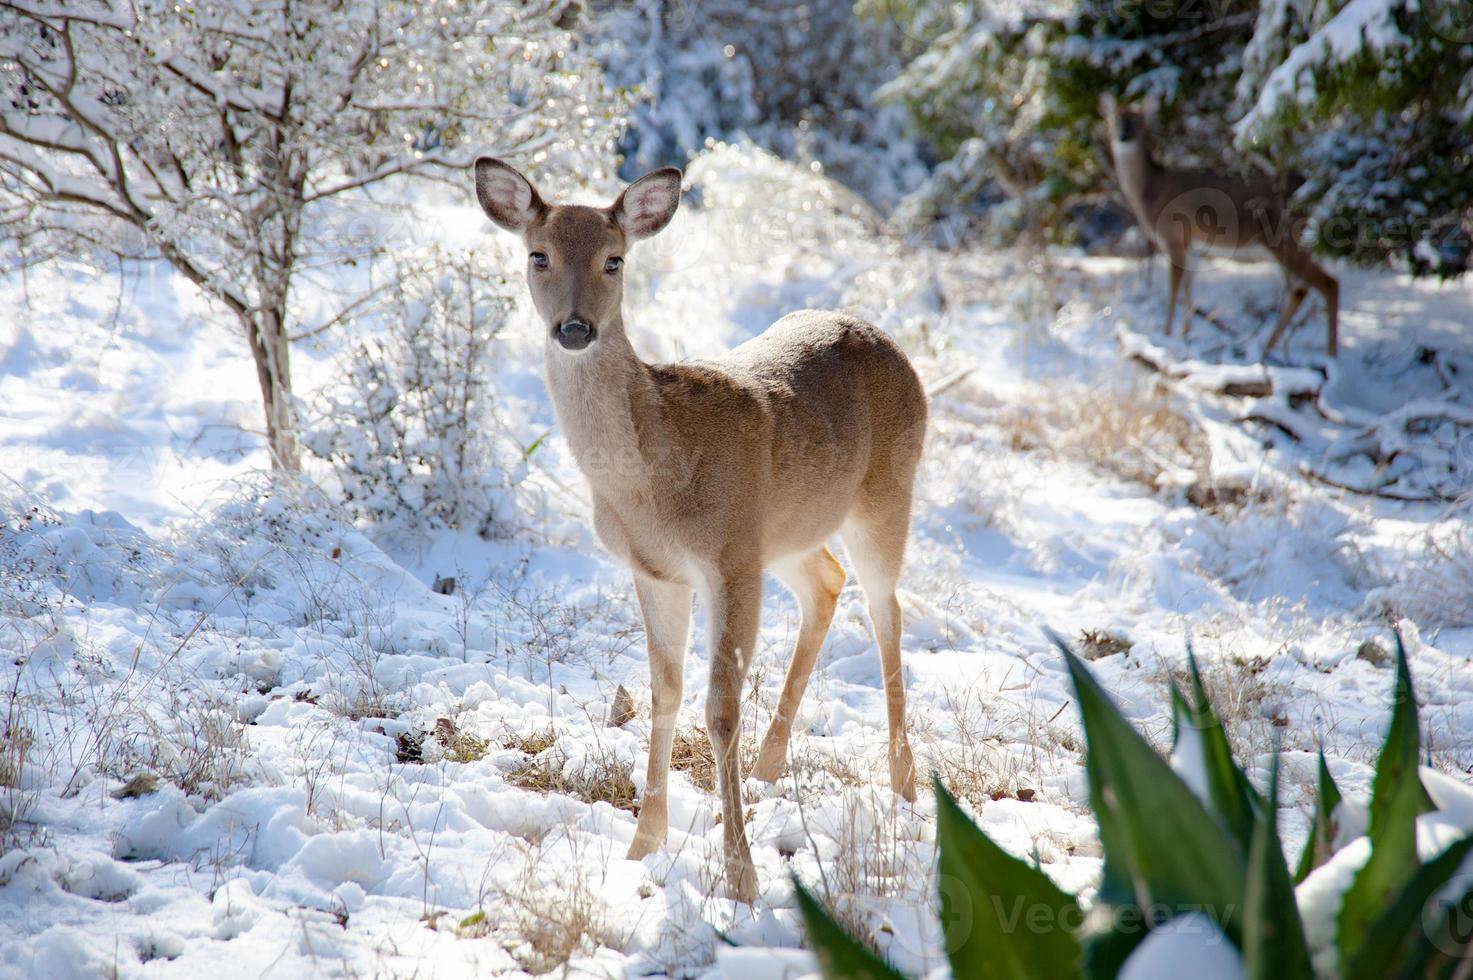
<box><xmin>0</xmin><ymin>0</ymin><xmax>625</xmax><ymax>468</ymax></box>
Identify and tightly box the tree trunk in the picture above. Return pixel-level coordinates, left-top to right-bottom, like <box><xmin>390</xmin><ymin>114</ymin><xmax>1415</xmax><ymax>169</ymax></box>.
<box><xmin>244</xmin><ymin>307</ymin><xmax>300</xmax><ymax>470</ymax></box>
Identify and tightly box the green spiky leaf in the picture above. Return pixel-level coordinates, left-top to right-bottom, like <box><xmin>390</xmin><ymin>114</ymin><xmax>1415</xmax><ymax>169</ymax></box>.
<box><xmin>1179</xmin><ymin>644</ymin><xmax>1263</xmax><ymax>853</ymax></box>
<box><xmin>1400</xmin><ymin>880</ymin><xmax>1473</xmax><ymax>978</ymax></box>
<box><xmin>1243</xmin><ymin>753</ymin><xmax>1314</xmax><ymax>980</ymax></box>
<box><xmin>1048</xmin><ymin>631</ymin><xmax>1247</xmax><ymax>961</ymax></box>
<box><xmin>1344</xmin><ymin>835</ymin><xmax>1473</xmax><ymax>979</ymax></box>
<box><xmin>1337</xmin><ymin>633</ymin><xmax>1425</xmax><ymax>958</ymax></box>
<box><xmin>1294</xmin><ymin>751</ymin><xmax>1344</xmax><ymax>884</ymax></box>
<box><xmin>934</xmin><ymin>778</ymin><xmax>1082</xmax><ymax>979</ymax></box>
<box><xmin>792</xmin><ymin>877</ymin><xmax>909</xmax><ymax>980</ymax></box>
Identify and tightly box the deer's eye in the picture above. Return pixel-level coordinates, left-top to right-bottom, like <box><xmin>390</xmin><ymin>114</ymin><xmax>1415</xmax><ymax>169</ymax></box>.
<box><xmin>604</xmin><ymin>256</ymin><xmax>623</xmax><ymax>274</ymax></box>
<box><xmin>530</xmin><ymin>252</ymin><xmax>549</xmax><ymax>270</ymax></box>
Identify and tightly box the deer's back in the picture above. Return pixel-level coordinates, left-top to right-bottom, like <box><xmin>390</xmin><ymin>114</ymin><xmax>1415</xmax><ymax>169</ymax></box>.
<box><xmin>1142</xmin><ymin>167</ymin><xmax>1290</xmax><ymax>251</ymax></box>
<box><xmin>644</xmin><ymin>310</ymin><xmax>925</xmax><ymax>563</ymax></box>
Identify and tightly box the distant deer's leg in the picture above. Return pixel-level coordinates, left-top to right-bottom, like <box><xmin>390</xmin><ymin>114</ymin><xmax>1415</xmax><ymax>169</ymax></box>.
<box><xmin>842</xmin><ymin>502</ymin><xmax>918</xmax><ymax>803</ymax></box>
<box><xmin>1180</xmin><ymin>266</ymin><xmax>1196</xmax><ymax>338</ymax></box>
<box><xmin>751</xmin><ymin>546</ymin><xmax>846</xmax><ymax>782</ymax></box>
<box><xmin>705</xmin><ymin>565</ymin><xmax>763</xmax><ymax>902</ymax></box>
<box><xmin>1264</xmin><ymin>281</ymin><xmax>1309</xmax><ymax>355</ymax></box>
<box><xmin>1303</xmin><ymin>262</ymin><xmax>1340</xmax><ymax>356</ymax></box>
<box><xmin>628</xmin><ymin>576</ymin><xmax>691</xmax><ymax>861</ymax></box>
<box><xmin>1164</xmin><ymin>249</ymin><xmax>1186</xmax><ymax>336</ymax></box>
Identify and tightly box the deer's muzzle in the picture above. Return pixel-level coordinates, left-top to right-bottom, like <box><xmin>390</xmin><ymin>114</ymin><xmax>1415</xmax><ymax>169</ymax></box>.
<box><xmin>554</xmin><ymin>318</ymin><xmax>595</xmax><ymax>351</ymax></box>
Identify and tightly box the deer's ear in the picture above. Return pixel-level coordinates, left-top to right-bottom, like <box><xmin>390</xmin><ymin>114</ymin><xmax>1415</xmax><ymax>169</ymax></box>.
<box><xmin>613</xmin><ymin>168</ymin><xmax>682</xmax><ymax>241</ymax></box>
<box><xmin>1141</xmin><ymin>92</ymin><xmax>1162</xmax><ymax>124</ymax></box>
<box><xmin>475</xmin><ymin>157</ymin><xmax>544</xmax><ymax>233</ymax></box>
<box><xmin>1098</xmin><ymin>92</ymin><xmax>1117</xmax><ymax>118</ymax></box>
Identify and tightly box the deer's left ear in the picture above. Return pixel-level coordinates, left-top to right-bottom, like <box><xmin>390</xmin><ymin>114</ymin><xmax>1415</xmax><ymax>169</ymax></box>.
<box><xmin>1098</xmin><ymin>92</ymin><xmax>1117</xmax><ymax>118</ymax></box>
<box><xmin>475</xmin><ymin>157</ymin><xmax>544</xmax><ymax>234</ymax></box>
<box><xmin>1141</xmin><ymin>91</ymin><xmax>1162</xmax><ymax>123</ymax></box>
<box><xmin>613</xmin><ymin>168</ymin><xmax>682</xmax><ymax>241</ymax></box>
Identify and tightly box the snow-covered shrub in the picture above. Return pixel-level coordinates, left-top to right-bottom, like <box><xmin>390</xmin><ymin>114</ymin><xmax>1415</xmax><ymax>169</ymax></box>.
<box><xmin>1235</xmin><ymin>0</ymin><xmax>1472</xmax><ymax>274</ymax></box>
<box><xmin>1000</xmin><ymin>380</ymin><xmax>1208</xmax><ymax>491</ymax></box>
<box><xmin>305</xmin><ymin>247</ymin><xmax>524</xmax><ymax>536</ymax></box>
<box><xmin>590</xmin><ymin>0</ymin><xmax>926</xmax><ymax>207</ymax></box>
<box><xmin>877</xmin><ymin>0</ymin><xmax>1260</xmax><ymax>243</ymax></box>
<box><xmin>1365</xmin><ymin>501</ymin><xmax>1473</xmax><ymax>629</ymax></box>
<box><xmin>879</xmin><ymin>0</ymin><xmax>1470</xmax><ymax>271</ymax></box>
<box><xmin>0</xmin><ymin>0</ymin><xmax>625</xmax><ymax>467</ymax></box>
<box><xmin>797</xmin><ymin>636</ymin><xmax>1473</xmax><ymax>978</ymax></box>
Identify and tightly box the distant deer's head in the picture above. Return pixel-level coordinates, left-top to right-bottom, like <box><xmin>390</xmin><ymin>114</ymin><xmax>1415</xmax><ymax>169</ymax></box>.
<box><xmin>1099</xmin><ymin>92</ymin><xmax>1161</xmax><ymax>158</ymax></box>
<box><xmin>474</xmin><ymin>158</ymin><xmax>682</xmax><ymax>353</ymax></box>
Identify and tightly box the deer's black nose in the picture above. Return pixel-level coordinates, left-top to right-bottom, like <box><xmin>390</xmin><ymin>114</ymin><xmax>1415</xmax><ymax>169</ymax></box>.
<box><xmin>555</xmin><ymin>318</ymin><xmax>594</xmax><ymax>351</ymax></box>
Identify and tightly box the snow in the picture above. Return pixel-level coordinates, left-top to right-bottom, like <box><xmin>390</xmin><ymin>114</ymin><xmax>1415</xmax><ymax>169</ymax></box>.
<box><xmin>1117</xmin><ymin>912</ymin><xmax>1245</xmax><ymax>980</ymax></box>
<box><xmin>1</xmin><ymin>142</ymin><xmax>1471</xmax><ymax>976</ymax></box>
<box><xmin>1169</xmin><ymin>717</ymin><xmax>1211</xmax><ymax>806</ymax></box>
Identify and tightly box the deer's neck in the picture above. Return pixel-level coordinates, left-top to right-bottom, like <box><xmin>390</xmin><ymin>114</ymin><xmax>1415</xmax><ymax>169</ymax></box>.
<box><xmin>544</xmin><ymin>321</ymin><xmax>664</xmax><ymax>490</ymax></box>
<box><xmin>1112</xmin><ymin>140</ymin><xmax>1161</xmax><ymax>217</ymax></box>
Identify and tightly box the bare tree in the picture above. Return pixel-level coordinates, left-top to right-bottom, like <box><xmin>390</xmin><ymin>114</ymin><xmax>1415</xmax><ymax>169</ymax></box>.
<box><xmin>0</xmin><ymin>0</ymin><xmax>620</xmax><ymax>468</ymax></box>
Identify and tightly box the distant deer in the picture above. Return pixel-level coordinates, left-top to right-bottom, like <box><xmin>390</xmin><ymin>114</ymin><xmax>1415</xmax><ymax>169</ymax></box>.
<box><xmin>473</xmin><ymin>158</ymin><xmax>926</xmax><ymax>901</ymax></box>
<box><xmin>1099</xmin><ymin>93</ymin><xmax>1339</xmax><ymax>357</ymax></box>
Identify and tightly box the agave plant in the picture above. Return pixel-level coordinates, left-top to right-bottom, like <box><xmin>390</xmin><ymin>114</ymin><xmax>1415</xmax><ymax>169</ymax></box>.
<box><xmin>796</xmin><ymin>632</ymin><xmax>1473</xmax><ymax>978</ymax></box>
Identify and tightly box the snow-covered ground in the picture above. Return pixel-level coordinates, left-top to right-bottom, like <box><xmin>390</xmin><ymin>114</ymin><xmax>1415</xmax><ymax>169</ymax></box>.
<box><xmin>1</xmin><ymin>145</ymin><xmax>1470</xmax><ymax>978</ymax></box>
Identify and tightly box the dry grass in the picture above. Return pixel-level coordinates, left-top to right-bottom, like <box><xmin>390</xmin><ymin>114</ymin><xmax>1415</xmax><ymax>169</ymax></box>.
<box><xmin>503</xmin><ymin>729</ymin><xmax>639</xmax><ymax>814</ymax></box>
<box><xmin>790</xmin><ymin>741</ymin><xmax>871</xmax><ymax>789</ymax></box>
<box><xmin>909</xmin><ymin>682</ymin><xmax>1077</xmax><ymax>810</ymax></box>
<box><xmin>0</xmin><ymin>718</ymin><xmax>34</xmax><ymax>853</ymax></box>
<box><xmin>502</xmin><ymin>874</ymin><xmax>608</xmax><ymax>974</ymax></box>
<box><xmin>1077</xmin><ymin>628</ymin><xmax>1132</xmax><ymax>661</ymax></box>
<box><xmin>793</xmin><ymin>784</ymin><xmax>934</xmax><ymax>965</ymax></box>
<box><xmin>431</xmin><ymin>717</ymin><xmax>488</xmax><ymax>763</ymax></box>
<box><xmin>1157</xmin><ymin>649</ymin><xmax>1287</xmax><ymax>762</ymax></box>
<box><xmin>503</xmin><ymin>726</ymin><xmax>559</xmax><ymax>756</ymax></box>
<box><xmin>169</xmin><ymin>694</ymin><xmax>251</xmax><ymax>801</ymax></box>
<box><xmin>1366</xmin><ymin>503</ymin><xmax>1473</xmax><ymax>629</ymax></box>
<box><xmin>670</xmin><ymin>726</ymin><xmax>717</xmax><ymax>792</ymax></box>
<box><xmin>448</xmin><ymin>837</ymin><xmax>613</xmax><ymax>974</ymax></box>
<box><xmin>999</xmin><ymin>381</ymin><xmax>1209</xmax><ymax>493</ymax></box>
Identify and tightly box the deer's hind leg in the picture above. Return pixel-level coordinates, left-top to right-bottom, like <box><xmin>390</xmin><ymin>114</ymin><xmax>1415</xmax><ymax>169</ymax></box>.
<box><xmin>751</xmin><ymin>546</ymin><xmax>846</xmax><ymax>782</ymax></box>
<box><xmin>704</xmin><ymin>564</ymin><xmax>763</xmax><ymax>902</ymax></box>
<box><xmin>1304</xmin><ymin>261</ymin><xmax>1339</xmax><ymax>356</ymax></box>
<box><xmin>1163</xmin><ymin>239</ymin><xmax>1190</xmax><ymax>337</ymax></box>
<box><xmin>1266</xmin><ymin>244</ymin><xmax>1340</xmax><ymax>357</ymax></box>
<box><xmin>841</xmin><ymin>494</ymin><xmax>918</xmax><ymax>803</ymax></box>
<box><xmin>1263</xmin><ymin>277</ymin><xmax>1309</xmax><ymax>357</ymax></box>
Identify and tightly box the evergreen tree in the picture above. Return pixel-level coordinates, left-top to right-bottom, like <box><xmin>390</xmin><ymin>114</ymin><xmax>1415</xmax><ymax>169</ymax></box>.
<box><xmin>877</xmin><ymin>0</ymin><xmax>1471</xmax><ymax>274</ymax></box>
<box><xmin>1236</xmin><ymin>0</ymin><xmax>1473</xmax><ymax>274</ymax></box>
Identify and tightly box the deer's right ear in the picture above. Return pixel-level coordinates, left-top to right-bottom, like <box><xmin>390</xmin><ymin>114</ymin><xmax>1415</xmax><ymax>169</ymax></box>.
<box><xmin>1141</xmin><ymin>92</ymin><xmax>1162</xmax><ymax>124</ymax></box>
<box><xmin>613</xmin><ymin>168</ymin><xmax>683</xmax><ymax>241</ymax></box>
<box><xmin>474</xmin><ymin>157</ymin><xmax>544</xmax><ymax>233</ymax></box>
<box><xmin>1098</xmin><ymin>93</ymin><xmax>1117</xmax><ymax>118</ymax></box>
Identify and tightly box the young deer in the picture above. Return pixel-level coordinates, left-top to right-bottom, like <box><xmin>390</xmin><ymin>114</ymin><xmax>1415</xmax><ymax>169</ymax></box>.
<box><xmin>1099</xmin><ymin>93</ymin><xmax>1340</xmax><ymax>356</ymax></box>
<box><xmin>473</xmin><ymin>158</ymin><xmax>926</xmax><ymax>902</ymax></box>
